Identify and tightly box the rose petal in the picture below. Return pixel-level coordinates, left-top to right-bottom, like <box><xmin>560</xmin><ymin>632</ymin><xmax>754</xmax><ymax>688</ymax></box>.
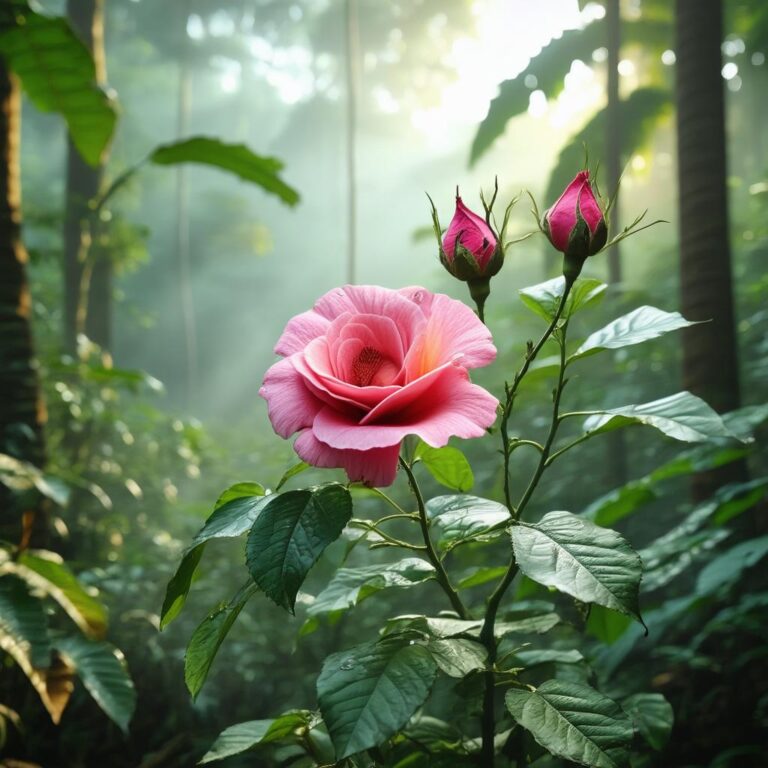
<box><xmin>275</xmin><ymin>309</ymin><xmax>330</xmax><ymax>357</ymax></box>
<box><xmin>259</xmin><ymin>358</ymin><xmax>324</xmax><ymax>439</ymax></box>
<box><xmin>313</xmin><ymin>364</ymin><xmax>499</xmax><ymax>450</ymax></box>
<box><xmin>546</xmin><ymin>171</ymin><xmax>587</xmax><ymax>251</ymax></box>
<box><xmin>402</xmin><ymin>293</ymin><xmax>496</xmax><ymax>380</ymax></box>
<box><xmin>294</xmin><ymin>430</ymin><xmax>401</xmax><ymax>487</ymax></box>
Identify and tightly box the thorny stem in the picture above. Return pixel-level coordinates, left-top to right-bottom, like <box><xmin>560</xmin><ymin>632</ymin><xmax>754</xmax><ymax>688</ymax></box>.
<box><xmin>480</xmin><ymin>283</ymin><xmax>573</xmax><ymax>767</ymax></box>
<box><xmin>500</xmin><ymin>279</ymin><xmax>574</xmax><ymax>514</ymax></box>
<box><xmin>399</xmin><ymin>457</ymin><xmax>469</xmax><ymax>620</ymax></box>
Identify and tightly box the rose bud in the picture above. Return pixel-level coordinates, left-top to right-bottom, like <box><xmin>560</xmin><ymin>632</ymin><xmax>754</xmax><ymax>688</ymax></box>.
<box><xmin>542</xmin><ymin>170</ymin><xmax>608</xmax><ymax>282</ymax></box>
<box><xmin>429</xmin><ymin>189</ymin><xmax>507</xmax><ymax>322</ymax></box>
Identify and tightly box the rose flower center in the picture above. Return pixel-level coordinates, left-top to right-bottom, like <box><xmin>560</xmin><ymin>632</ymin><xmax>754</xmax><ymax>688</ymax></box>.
<box><xmin>352</xmin><ymin>346</ymin><xmax>387</xmax><ymax>387</ymax></box>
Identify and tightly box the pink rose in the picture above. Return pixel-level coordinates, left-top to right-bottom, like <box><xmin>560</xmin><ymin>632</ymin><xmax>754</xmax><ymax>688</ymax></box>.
<box><xmin>260</xmin><ymin>285</ymin><xmax>499</xmax><ymax>487</ymax></box>
<box><xmin>442</xmin><ymin>196</ymin><xmax>499</xmax><ymax>274</ymax></box>
<box><xmin>543</xmin><ymin>171</ymin><xmax>607</xmax><ymax>259</ymax></box>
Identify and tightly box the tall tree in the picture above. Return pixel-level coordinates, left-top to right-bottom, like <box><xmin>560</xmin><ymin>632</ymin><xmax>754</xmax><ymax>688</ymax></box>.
<box><xmin>63</xmin><ymin>0</ymin><xmax>109</xmax><ymax>353</ymax></box>
<box><xmin>0</xmin><ymin>57</ymin><xmax>46</xmax><ymax>549</ymax></box>
<box><xmin>675</xmin><ymin>0</ymin><xmax>746</xmax><ymax>495</ymax></box>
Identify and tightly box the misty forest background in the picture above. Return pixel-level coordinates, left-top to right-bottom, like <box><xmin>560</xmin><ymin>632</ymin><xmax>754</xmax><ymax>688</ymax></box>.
<box><xmin>1</xmin><ymin>0</ymin><xmax>767</xmax><ymax>766</ymax></box>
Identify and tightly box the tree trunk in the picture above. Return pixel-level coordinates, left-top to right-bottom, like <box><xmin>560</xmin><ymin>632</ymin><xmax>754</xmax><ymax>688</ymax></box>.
<box><xmin>0</xmin><ymin>59</ymin><xmax>47</xmax><ymax>547</ymax></box>
<box><xmin>675</xmin><ymin>0</ymin><xmax>746</xmax><ymax>497</ymax></box>
<box><xmin>63</xmin><ymin>0</ymin><xmax>109</xmax><ymax>353</ymax></box>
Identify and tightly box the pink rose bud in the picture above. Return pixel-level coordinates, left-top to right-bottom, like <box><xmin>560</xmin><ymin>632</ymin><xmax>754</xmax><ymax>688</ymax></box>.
<box><xmin>440</xmin><ymin>195</ymin><xmax>501</xmax><ymax>280</ymax></box>
<box><xmin>542</xmin><ymin>171</ymin><xmax>608</xmax><ymax>280</ymax></box>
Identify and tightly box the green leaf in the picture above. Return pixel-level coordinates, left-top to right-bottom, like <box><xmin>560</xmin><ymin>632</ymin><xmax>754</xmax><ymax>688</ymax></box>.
<box><xmin>214</xmin><ymin>482</ymin><xmax>266</xmax><ymax>508</ymax></box>
<box><xmin>582</xmin><ymin>483</ymin><xmax>658</xmax><ymax>527</ymax></box>
<box><xmin>200</xmin><ymin>711</ymin><xmax>311</xmax><ymax>764</ymax></box>
<box><xmin>0</xmin><ymin>575</ymin><xmax>49</xmax><ymax>668</ymax></box>
<box><xmin>0</xmin><ymin>12</ymin><xmax>116</xmax><ymax>166</ymax></box>
<box><xmin>415</xmin><ymin>443</ymin><xmax>474</xmax><ymax>492</ymax></box>
<box><xmin>511</xmin><ymin>511</ymin><xmax>643</xmax><ymax>622</ymax></box>
<box><xmin>622</xmin><ymin>693</ymin><xmax>673</xmax><ymax>751</ymax></box>
<box><xmin>308</xmin><ymin>558</ymin><xmax>435</xmax><ymax>617</ymax></box>
<box><xmin>13</xmin><ymin>551</ymin><xmax>107</xmax><ymax>639</ymax></box>
<box><xmin>586</xmin><ymin>605</ymin><xmax>632</xmax><ymax>645</ymax></box>
<box><xmin>425</xmin><ymin>495</ymin><xmax>508</xmax><ymax>550</ymax></box>
<box><xmin>505</xmin><ymin>680</ymin><xmax>633</xmax><ymax>768</ymax></box>
<box><xmin>581</xmin><ymin>391</ymin><xmax>741</xmax><ymax>443</ymax></box>
<box><xmin>276</xmin><ymin>461</ymin><xmax>310</xmax><ymax>491</ymax></box>
<box><xmin>426</xmin><ymin>638</ymin><xmax>487</xmax><ymax>678</ymax></box>
<box><xmin>56</xmin><ymin>636</ymin><xmax>136</xmax><ymax>733</ymax></box>
<box><xmin>318</xmin><ymin>634</ymin><xmax>438</xmax><ymax>759</ymax></box>
<box><xmin>246</xmin><ymin>485</ymin><xmax>352</xmax><ymax>612</ymax></box>
<box><xmin>457</xmin><ymin>566</ymin><xmax>508</xmax><ymax>589</ymax></box>
<box><xmin>696</xmin><ymin>535</ymin><xmax>768</xmax><ymax>597</ymax></box>
<box><xmin>519</xmin><ymin>277</ymin><xmax>606</xmax><ymax>323</ymax></box>
<box><xmin>513</xmin><ymin>648</ymin><xmax>584</xmax><ymax>667</ymax></box>
<box><xmin>184</xmin><ymin>582</ymin><xmax>258</xmax><ymax>700</ymax></box>
<box><xmin>150</xmin><ymin>137</ymin><xmax>299</xmax><ymax>206</ymax></box>
<box><xmin>571</xmin><ymin>306</ymin><xmax>699</xmax><ymax>361</ymax></box>
<box><xmin>160</xmin><ymin>488</ymin><xmax>269</xmax><ymax>629</ymax></box>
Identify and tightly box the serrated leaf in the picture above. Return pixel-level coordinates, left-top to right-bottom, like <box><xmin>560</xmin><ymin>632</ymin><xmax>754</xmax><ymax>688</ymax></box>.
<box><xmin>519</xmin><ymin>277</ymin><xmax>606</xmax><ymax>323</ymax></box>
<box><xmin>426</xmin><ymin>495</ymin><xmax>508</xmax><ymax>550</ymax></box>
<box><xmin>246</xmin><ymin>485</ymin><xmax>352</xmax><ymax>612</ymax></box>
<box><xmin>318</xmin><ymin>634</ymin><xmax>438</xmax><ymax>759</ymax></box>
<box><xmin>150</xmin><ymin>137</ymin><xmax>299</xmax><ymax>206</ymax></box>
<box><xmin>184</xmin><ymin>582</ymin><xmax>258</xmax><ymax>700</ymax></box>
<box><xmin>572</xmin><ymin>306</ymin><xmax>698</xmax><ymax>361</ymax></box>
<box><xmin>581</xmin><ymin>391</ymin><xmax>741</xmax><ymax>443</ymax></box>
<box><xmin>56</xmin><ymin>636</ymin><xmax>135</xmax><ymax>733</ymax></box>
<box><xmin>415</xmin><ymin>443</ymin><xmax>474</xmax><ymax>492</ymax></box>
<box><xmin>426</xmin><ymin>638</ymin><xmax>487</xmax><ymax>678</ymax></box>
<box><xmin>505</xmin><ymin>680</ymin><xmax>633</xmax><ymax>768</ymax></box>
<box><xmin>511</xmin><ymin>511</ymin><xmax>642</xmax><ymax>622</ymax></box>
<box><xmin>622</xmin><ymin>693</ymin><xmax>673</xmax><ymax>751</ymax></box>
<box><xmin>200</xmin><ymin>711</ymin><xmax>311</xmax><ymax>764</ymax></box>
<box><xmin>308</xmin><ymin>558</ymin><xmax>435</xmax><ymax>617</ymax></box>
<box><xmin>0</xmin><ymin>12</ymin><xmax>116</xmax><ymax>166</ymax></box>
<box><xmin>12</xmin><ymin>551</ymin><xmax>107</xmax><ymax>639</ymax></box>
<box><xmin>160</xmin><ymin>488</ymin><xmax>269</xmax><ymax>628</ymax></box>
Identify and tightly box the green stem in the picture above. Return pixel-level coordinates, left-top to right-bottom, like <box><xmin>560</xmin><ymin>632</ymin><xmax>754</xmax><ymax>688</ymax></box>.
<box><xmin>545</xmin><ymin>432</ymin><xmax>593</xmax><ymax>466</ymax></box>
<box><xmin>348</xmin><ymin>519</ymin><xmax>425</xmax><ymax>551</ymax></box>
<box><xmin>500</xmin><ymin>278</ymin><xmax>573</xmax><ymax>513</ymax></box>
<box><xmin>366</xmin><ymin>487</ymin><xmax>410</xmax><ymax>516</ymax></box>
<box><xmin>480</xmin><ymin>282</ymin><xmax>573</xmax><ymax>767</ymax></box>
<box><xmin>399</xmin><ymin>458</ymin><xmax>469</xmax><ymax>620</ymax></box>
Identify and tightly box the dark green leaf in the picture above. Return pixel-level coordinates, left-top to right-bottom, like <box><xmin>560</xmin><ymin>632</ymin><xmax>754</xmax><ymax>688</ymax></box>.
<box><xmin>520</xmin><ymin>277</ymin><xmax>607</xmax><ymax>323</ymax></box>
<box><xmin>415</xmin><ymin>443</ymin><xmax>474</xmax><ymax>492</ymax></box>
<box><xmin>622</xmin><ymin>693</ymin><xmax>673</xmax><ymax>751</ymax></box>
<box><xmin>506</xmin><ymin>680</ymin><xmax>633</xmax><ymax>768</ymax></box>
<box><xmin>150</xmin><ymin>137</ymin><xmax>299</xmax><ymax>206</ymax></box>
<box><xmin>246</xmin><ymin>485</ymin><xmax>352</xmax><ymax>612</ymax></box>
<box><xmin>457</xmin><ymin>566</ymin><xmax>507</xmax><ymax>589</ymax></box>
<box><xmin>426</xmin><ymin>638</ymin><xmax>487</xmax><ymax>678</ymax></box>
<box><xmin>586</xmin><ymin>605</ymin><xmax>633</xmax><ymax>645</ymax></box>
<box><xmin>318</xmin><ymin>634</ymin><xmax>438</xmax><ymax>759</ymax></box>
<box><xmin>184</xmin><ymin>582</ymin><xmax>258</xmax><ymax>700</ymax></box>
<box><xmin>572</xmin><ymin>306</ymin><xmax>698</xmax><ymax>361</ymax></box>
<box><xmin>200</xmin><ymin>711</ymin><xmax>311</xmax><ymax>764</ymax></box>
<box><xmin>0</xmin><ymin>575</ymin><xmax>49</xmax><ymax>668</ymax></box>
<box><xmin>581</xmin><ymin>391</ymin><xmax>741</xmax><ymax>443</ymax></box>
<box><xmin>56</xmin><ymin>636</ymin><xmax>135</xmax><ymax>733</ymax></box>
<box><xmin>513</xmin><ymin>648</ymin><xmax>584</xmax><ymax>667</ymax></box>
<box><xmin>425</xmin><ymin>495</ymin><xmax>508</xmax><ymax>550</ymax></box>
<box><xmin>696</xmin><ymin>535</ymin><xmax>768</xmax><ymax>597</ymax></box>
<box><xmin>308</xmin><ymin>558</ymin><xmax>435</xmax><ymax>617</ymax></box>
<box><xmin>0</xmin><ymin>12</ymin><xmax>116</xmax><ymax>166</ymax></box>
<box><xmin>160</xmin><ymin>489</ymin><xmax>269</xmax><ymax>628</ymax></box>
<box><xmin>511</xmin><ymin>511</ymin><xmax>643</xmax><ymax>622</ymax></box>
<box><xmin>14</xmin><ymin>551</ymin><xmax>107</xmax><ymax>639</ymax></box>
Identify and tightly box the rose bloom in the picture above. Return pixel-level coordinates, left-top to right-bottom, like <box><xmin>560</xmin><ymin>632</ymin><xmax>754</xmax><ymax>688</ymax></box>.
<box><xmin>260</xmin><ymin>285</ymin><xmax>499</xmax><ymax>487</ymax></box>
